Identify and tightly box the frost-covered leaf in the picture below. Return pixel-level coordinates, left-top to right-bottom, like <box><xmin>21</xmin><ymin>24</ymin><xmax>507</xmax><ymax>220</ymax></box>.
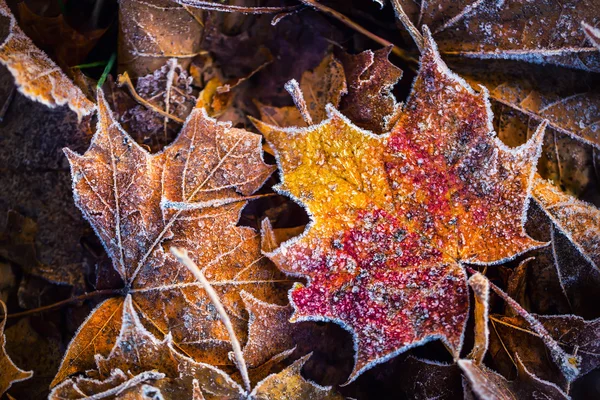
<box><xmin>257</xmin><ymin>54</ymin><xmax>347</xmax><ymax>128</ymax></box>
<box><xmin>397</xmin><ymin>356</ymin><xmax>463</xmax><ymax>400</ymax></box>
<box><xmin>0</xmin><ymin>300</ymin><xmax>33</xmax><ymax>397</ymax></box>
<box><xmin>336</xmin><ymin>46</ymin><xmax>402</xmax><ymax>134</ymax></box>
<box><xmin>0</xmin><ymin>0</ymin><xmax>94</xmax><ymax>119</ymax></box>
<box><xmin>459</xmin><ymin>356</ymin><xmax>569</xmax><ymax>400</ymax></box>
<box><xmin>393</xmin><ymin>0</ymin><xmax>600</xmax><ymax>72</ymax></box>
<box><xmin>118</xmin><ymin>0</ymin><xmax>205</xmax><ymax>77</ymax></box>
<box><xmin>53</xmin><ymin>90</ymin><xmax>285</xmax><ymax>386</ymax></box>
<box><xmin>49</xmin><ymin>295</ymin><xmax>244</xmax><ymax>400</ymax></box>
<box><xmin>460</xmin><ymin>69</ymin><xmax>600</xmax><ymax>151</ymax></box>
<box><xmin>254</xmin><ymin>29</ymin><xmax>544</xmax><ymax>382</ymax></box>
<box><xmin>491</xmin><ymin>313</ymin><xmax>600</xmax><ymax>385</ymax></box>
<box><xmin>533</xmin><ymin>177</ymin><xmax>600</xmax><ymax>271</ymax></box>
<box><xmin>250</xmin><ymin>355</ymin><xmax>343</xmax><ymax>400</ymax></box>
<box><xmin>467</xmin><ymin>273</ymin><xmax>490</xmax><ymax>365</ymax></box>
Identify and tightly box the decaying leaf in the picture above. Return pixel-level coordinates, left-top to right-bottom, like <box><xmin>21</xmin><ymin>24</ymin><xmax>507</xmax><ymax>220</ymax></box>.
<box><xmin>51</xmin><ymin>294</ymin><xmax>341</xmax><ymax>399</ymax></box>
<box><xmin>393</xmin><ymin>0</ymin><xmax>600</xmax><ymax>72</ymax></box>
<box><xmin>53</xmin><ymin>91</ymin><xmax>287</xmax><ymax>386</ymax></box>
<box><xmin>337</xmin><ymin>46</ymin><xmax>402</xmax><ymax>134</ymax></box>
<box><xmin>118</xmin><ymin>0</ymin><xmax>205</xmax><ymax>77</ymax></box>
<box><xmin>16</xmin><ymin>1</ymin><xmax>107</xmax><ymax>67</ymax></box>
<box><xmin>460</xmin><ymin>356</ymin><xmax>569</xmax><ymax>400</ymax></box>
<box><xmin>257</xmin><ymin>53</ymin><xmax>347</xmax><ymax>128</ymax></box>
<box><xmin>398</xmin><ymin>356</ymin><xmax>463</xmax><ymax>399</ymax></box>
<box><xmin>492</xmin><ymin>313</ymin><xmax>600</xmax><ymax>384</ymax></box>
<box><xmin>0</xmin><ymin>0</ymin><xmax>94</xmax><ymax>119</ymax></box>
<box><xmin>0</xmin><ymin>300</ymin><xmax>33</xmax><ymax>397</ymax></box>
<box><xmin>254</xmin><ymin>29</ymin><xmax>544</xmax><ymax>382</ymax></box>
<box><xmin>533</xmin><ymin>177</ymin><xmax>600</xmax><ymax>272</ymax></box>
<box><xmin>49</xmin><ymin>295</ymin><xmax>244</xmax><ymax>399</ymax></box>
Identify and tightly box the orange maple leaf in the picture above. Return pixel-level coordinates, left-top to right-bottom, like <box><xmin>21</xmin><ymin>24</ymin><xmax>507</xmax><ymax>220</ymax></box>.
<box><xmin>254</xmin><ymin>29</ymin><xmax>545</xmax><ymax>382</ymax></box>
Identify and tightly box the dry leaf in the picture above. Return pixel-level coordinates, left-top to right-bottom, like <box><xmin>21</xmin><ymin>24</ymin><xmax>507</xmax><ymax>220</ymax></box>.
<box><xmin>0</xmin><ymin>300</ymin><xmax>33</xmax><ymax>397</ymax></box>
<box><xmin>460</xmin><ymin>356</ymin><xmax>569</xmax><ymax>400</ymax></box>
<box><xmin>0</xmin><ymin>0</ymin><xmax>94</xmax><ymax>119</ymax></box>
<box><xmin>118</xmin><ymin>0</ymin><xmax>205</xmax><ymax>77</ymax></box>
<box><xmin>254</xmin><ymin>29</ymin><xmax>544</xmax><ymax>382</ymax></box>
<box><xmin>16</xmin><ymin>2</ymin><xmax>107</xmax><ymax>67</ymax></box>
<box><xmin>393</xmin><ymin>0</ymin><xmax>600</xmax><ymax>72</ymax></box>
<box><xmin>337</xmin><ymin>46</ymin><xmax>402</xmax><ymax>134</ymax></box>
<box><xmin>52</xmin><ymin>91</ymin><xmax>286</xmax><ymax>386</ymax></box>
<box><xmin>398</xmin><ymin>356</ymin><xmax>463</xmax><ymax>400</ymax></box>
<box><xmin>257</xmin><ymin>53</ymin><xmax>347</xmax><ymax>128</ymax></box>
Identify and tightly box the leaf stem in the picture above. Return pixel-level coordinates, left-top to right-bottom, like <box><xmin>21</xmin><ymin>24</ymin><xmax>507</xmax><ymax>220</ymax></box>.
<box><xmin>2</xmin><ymin>289</ymin><xmax>123</xmax><ymax>319</ymax></box>
<box><xmin>390</xmin><ymin>0</ymin><xmax>424</xmax><ymax>52</ymax></box>
<box><xmin>171</xmin><ymin>247</ymin><xmax>252</xmax><ymax>393</ymax></box>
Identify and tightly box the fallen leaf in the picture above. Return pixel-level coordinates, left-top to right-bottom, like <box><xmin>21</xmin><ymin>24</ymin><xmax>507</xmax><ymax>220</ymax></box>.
<box><xmin>0</xmin><ymin>211</ymin><xmax>86</xmax><ymax>290</ymax></box>
<box><xmin>257</xmin><ymin>53</ymin><xmax>347</xmax><ymax>128</ymax></box>
<box><xmin>118</xmin><ymin>0</ymin><xmax>205</xmax><ymax>77</ymax></box>
<box><xmin>460</xmin><ymin>356</ymin><xmax>569</xmax><ymax>400</ymax></box>
<box><xmin>0</xmin><ymin>0</ymin><xmax>94</xmax><ymax>119</ymax></box>
<box><xmin>16</xmin><ymin>2</ymin><xmax>107</xmax><ymax>67</ymax></box>
<box><xmin>51</xmin><ymin>295</ymin><xmax>341</xmax><ymax>399</ymax></box>
<box><xmin>393</xmin><ymin>0</ymin><xmax>600</xmax><ymax>72</ymax></box>
<box><xmin>0</xmin><ymin>300</ymin><xmax>33</xmax><ymax>397</ymax></box>
<box><xmin>53</xmin><ymin>90</ymin><xmax>285</xmax><ymax>386</ymax></box>
<box><xmin>337</xmin><ymin>46</ymin><xmax>402</xmax><ymax>133</ymax></box>
<box><xmin>49</xmin><ymin>295</ymin><xmax>243</xmax><ymax>399</ymax></box>
<box><xmin>253</xmin><ymin>29</ymin><xmax>544</xmax><ymax>382</ymax></box>
<box><xmin>491</xmin><ymin>313</ymin><xmax>600</xmax><ymax>385</ymax></box>
<box><xmin>397</xmin><ymin>356</ymin><xmax>463</xmax><ymax>400</ymax></box>
<box><xmin>532</xmin><ymin>177</ymin><xmax>600</xmax><ymax>272</ymax></box>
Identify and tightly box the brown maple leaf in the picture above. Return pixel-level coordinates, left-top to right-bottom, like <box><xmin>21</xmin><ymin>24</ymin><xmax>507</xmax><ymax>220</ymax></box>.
<box><xmin>0</xmin><ymin>0</ymin><xmax>94</xmax><ymax>119</ymax></box>
<box><xmin>0</xmin><ymin>301</ymin><xmax>33</xmax><ymax>397</ymax></box>
<box><xmin>253</xmin><ymin>29</ymin><xmax>544</xmax><ymax>382</ymax></box>
<box><xmin>51</xmin><ymin>291</ymin><xmax>342</xmax><ymax>399</ymax></box>
<box><xmin>52</xmin><ymin>91</ymin><xmax>287</xmax><ymax>386</ymax></box>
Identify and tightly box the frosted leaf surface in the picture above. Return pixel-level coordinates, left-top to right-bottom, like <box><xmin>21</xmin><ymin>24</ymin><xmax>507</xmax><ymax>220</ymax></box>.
<box><xmin>394</xmin><ymin>0</ymin><xmax>600</xmax><ymax>72</ymax></box>
<box><xmin>0</xmin><ymin>0</ymin><xmax>94</xmax><ymax>119</ymax></box>
<box><xmin>0</xmin><ymin>300</ymin><xmax>32</xmax><ymax>397</ymax></box>
<box><xmin>254</xmin><ymin>29</ymin><xmax>544</xmax><ymax>382</ymax></box>
<box><xmin>55</xmin><ymin>89</ymin><xmax>286</xmax><ymax>386</ymax></box>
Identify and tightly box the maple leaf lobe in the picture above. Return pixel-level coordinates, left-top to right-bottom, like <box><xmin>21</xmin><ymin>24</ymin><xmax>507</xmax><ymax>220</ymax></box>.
<box><xmin>256</xmin><ymin>28</ymin><xmax>545</xmax><ymax>382</ymax></box>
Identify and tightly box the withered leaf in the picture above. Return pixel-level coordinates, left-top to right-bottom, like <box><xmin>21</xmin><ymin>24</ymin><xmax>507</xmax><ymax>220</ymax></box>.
<box><xmin>254</xmin><ymin>29</ymin><xmax>544</xmax><ymax>382</ymax></box>
<box><xmin>398</xmin><ymin>356</ymin><xmax>463</xmax><ymax>400</ymax></box>
<box><xmin>0</xmin><ymin>0</ymin><xmax>94</xmax><ymax>119</ymax></box>
<box><xmin>492</xmin><ymin>313</ymin><xmax>600</xmax><ymax>384</ymax></box>
<box><xmin>118</xmin><ymin>0</ymin><xmax>205</xmax><ymax>77</ymax></box>
<box><xmin>16</xmin><ymin>2</ymin><xmax>107</xmax><ymax>67</ymax></box>
<box><xmin>53</xmin><ymin>91</ymin><xmax>286</xmax><ymax>386</ymax></box>
<box><xmin>460</xmin><ymin>356</ymin><xmax>569</xmax><ymax>400</ymax></box>
<box><xmin>337</xmin><ymin>46</ymin><xmax>402</xmax><ymax>134</ymax></box>
<box><xmin>393</xmin><ymin>0</ymin><xmax>600</xmax><ymax>72</ymax></box>
<box><xmin>0</xmin><ymin>301</ymin><xmax>33</xmax><ymax>397</ymax></box>
<box><xmin>533</xmin><ymin>177</ymin><xmax>600</xmax><ymax>272</ymax></box>
<box><xmin>257</xmin><ymin>53</ymin><xmax>347</xmax><ymax>128</ymax></box>
<box><xmin>52</xmin><ymin>296</ymin><xmax>341</xmax><ymax>399</ymax></box>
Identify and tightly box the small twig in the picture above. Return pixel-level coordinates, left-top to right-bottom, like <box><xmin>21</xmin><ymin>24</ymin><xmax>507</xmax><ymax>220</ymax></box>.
<box><xmin>2</xmin><ymin>289</ymin><xmax>123</xmax><ymax>319</ymax></box>
<box><xmin>466</xmin><ymin>267</ymin><xmax>580</xmax><ymax>381</ymax></box>
<box><xmin>285</xmin><ymin>79</ymin><xmax>313</xmax><ymax>125</ymax></box>
<box><xmin>171</xmin><ymin>247</ymin><xmax>252</xmax><ymax>393</ymax></box>
<box><xmin>390</xmin><ymin>0</ymin><xmax>424</xmax><ymax>52</ymax></box>
<box><xmin>171</xmin><ymin>0</ymin><xmax>300</xmax><ymax>14</ymax></box>
<box><xmin>298</xmin><ymin>0</ymin><xmax>416</xmax><ymax>64</ymax></box>
<box><xmin>117</xmin><ymin>72</ymin><xmax>185</xmax><ymax>124</ymax></box>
